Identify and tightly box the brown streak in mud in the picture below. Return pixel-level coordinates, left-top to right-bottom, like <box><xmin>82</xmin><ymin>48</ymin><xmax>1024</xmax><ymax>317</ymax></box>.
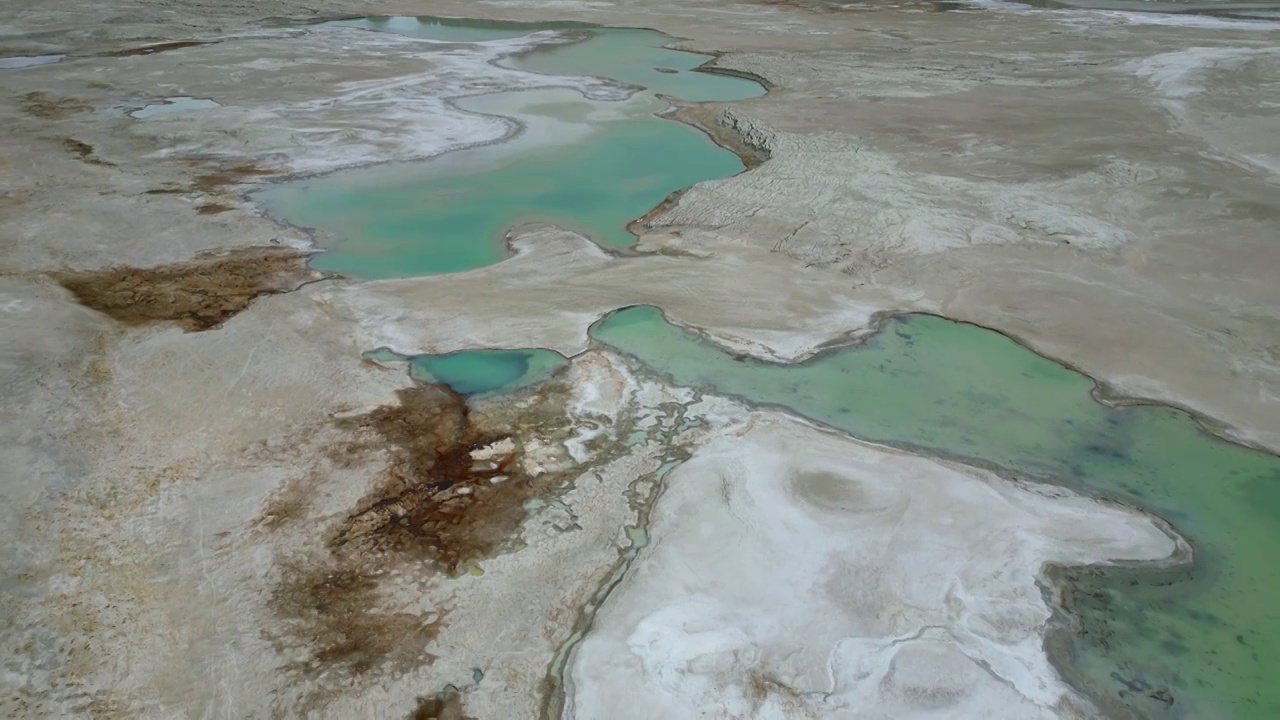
<box><xmin>331</xmin><ymin>384</ymin><xmax>562</xmax><ymax>575</ymax></box>
<box><xmin>409</xmin><ymin>687</ymin><xmax>471</xmax><ymax>719</ymax></box>
<box><xmin>62</xmin><ymin>138</ymin><xmax>93</xmax><ymax>159</ymax></box>
<box><xmin>193</xmin><ymin>162</ymin><xmax>278</xmax><ymax>193</ymax></box>
<box><xmin>258</xmin><ymin>381</ymin><xmax>582</xmax><ymax>702</ymax></box>
<box><xmin>102</xmin><ymin>40</ymin><xmax>214</xmax><ymax>57</ymax></box>
<box><xmin>54</xmin><ymin>246</ymin><xmax>320</xmax><ymax>331</ymax></box>
<box><xmin>61</xmin><ymin>138</ymin><xmax>114</xmax><ymax>167</ymax></box>
<box><xmin>21</xmin><ymin>91</ymin><xmax>91</xmax><ymax>119</ymax></box>
<box><xmin>270</xmin><ymin>556</ymin><xmax>444</xmax><ymax>681</ymax></box>
<box><xmin>196</xmin><ymin>202</ymin><xmax>232</xmax><ymax>215</ymax></box>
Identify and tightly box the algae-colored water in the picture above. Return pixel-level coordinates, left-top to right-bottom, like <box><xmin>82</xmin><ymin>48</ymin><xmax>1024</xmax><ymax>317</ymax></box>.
<box><xmin>363</xmin><ymin>346</ymin><xmax>567</xmax><ymax>396</ymax></box>
<box><xmin>259</xmin><ymin>98</ymin><xmax>743</xmax><ymax>277</ymax></box>
<box><xmin>410</xmin><ymin>348</ymin><xmax>568</xmax><ymax>396</ymax></box>
<box><xmin>589</xmin><ymin>305</ymin><xmax>1280</xmax><ymax>719</ymax></box>
<box><xmin>260</xmin><ymin>20</ymin><xmax>761</xmax><ymax>279</ymax></box>
<box><xmin>516</xmin><ymin>27</ymin><xmax>765</xmax><ymax>102</ymax></box>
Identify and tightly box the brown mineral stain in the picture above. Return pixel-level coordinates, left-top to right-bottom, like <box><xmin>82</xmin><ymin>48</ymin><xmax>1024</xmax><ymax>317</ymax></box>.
<box><xmin>193</xmin><ymin>162</ymin><xmax>278</xmax><ymax>193</ymax></box>
<box><xmin>54</xmin><ymin>246</ymin><xmax>321</xmax><ymax>331</ymax></box>
<box><xmin>196</xmin><ymin>202</ymin><xmax>232</xmax><ymax>215</ymax></box>
<box><xmin>60</xmin><ymin>138</ymin><xmax>114</xmax><ymax>167</ymax></box>
<box><xmin>62</xmin><ymin>138</ymin><xmax>94</xmax><ymax>159</ymax></box>
<box><xmin>21</xmin><ymin>91</ymin><xmax>92</xmax><ymax>120</ymax></box>
<box><xmin>330</xmin><ymin>384</ymin><xmax>563</xmax><ymax>575</ymax></box>
<box><xmin>258</xmin><ymin>472</ymin><xmax>322</xmax><ymax>531</ymax></box>
<box><xmin>270</xmin><ymin>556</ymin><xmax>444</xmax><ymax>680</ymax></box>
<box><xmin>102</xmin><ymin>40</ymin><xmax>214</xmax><ymax>57</ymax></box>
<box><xmin>409</xmin><ymin>687</ymin><xmax>470</xmax><ymax>720</ymax></box>
<box><xmin>258</xmin><ymin>378</ymin><xmax>593</xmax><ymax>703</ymax></box>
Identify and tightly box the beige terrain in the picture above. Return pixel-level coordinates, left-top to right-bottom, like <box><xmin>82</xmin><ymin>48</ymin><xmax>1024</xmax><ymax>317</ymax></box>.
<box><xmin>2</xmin><ymin>0</ymin><xmax>1277</xmax><ymax>718</ymax></box>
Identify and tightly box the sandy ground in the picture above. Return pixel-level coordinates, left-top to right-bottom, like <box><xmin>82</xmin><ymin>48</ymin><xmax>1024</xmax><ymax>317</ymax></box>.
<box><xmin>2</xmin><ymin>0</ymin><xmax>1277</xmax><ymax>718</ymax></box>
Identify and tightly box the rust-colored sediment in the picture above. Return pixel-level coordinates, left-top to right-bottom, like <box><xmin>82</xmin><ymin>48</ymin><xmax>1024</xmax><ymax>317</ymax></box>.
<box><xmin>409</xmin><ymin>687</ymin><xmax>471</xmax><ymax>720</ymax></box>
<box><xmin>258</xmin><ymin>380</ymin><xmax>584</xmax><ymax>699</ymax></box>
<box><xmin>270</xmin><ymin>557</ymin><xmax>445</xmax><ymax>681</ymax></box>
<box><xmin>54</xmin><ymin>246</ymin><xmax>320</xmax><ymax>331</ymax></box>
<box><xmin>330</xmin><ymin>384</ymin><xmax>571</xmax><ymax>575</ymax></box>
<box><xmin>101</xmin><ymin>40</ymin><xmax>214</xmax><ymax>57</ymax></box>
<box><xmin>20</xmin><ymin>92</ymin><xmax>92</xmax><ymax>120</ymax></box>
<box><xmin>193</xmin><ymin>162</ymin><xmax>279</xmax><ymax>193</ymax></box>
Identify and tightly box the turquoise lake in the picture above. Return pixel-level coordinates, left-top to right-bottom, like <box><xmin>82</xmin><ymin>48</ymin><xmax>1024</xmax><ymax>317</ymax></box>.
<box><xmin>585</xmin><ymin>305</ymin><xmax>1280</xmax><ymax>719</ymax></box>
<box><xmin>364</xmin><ymin>346</ymin><xmax>568</xmax><ymax>396</ymax></box>
<box><xmin>258</xmin><ymin>20</ymin><xmax>762</xmax><ymax>279</ymax></box>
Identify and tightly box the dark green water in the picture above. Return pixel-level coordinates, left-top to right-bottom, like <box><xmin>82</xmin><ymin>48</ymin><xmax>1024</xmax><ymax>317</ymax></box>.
<box><xmin>584</xmin><ymin>305</ymin><xmax>1280</xmax><ymax>718</ymax></box>
<box><xmin>259</xmin><ymin>20</ymin><xmax>762</xmax><ymax>279</ymax></box>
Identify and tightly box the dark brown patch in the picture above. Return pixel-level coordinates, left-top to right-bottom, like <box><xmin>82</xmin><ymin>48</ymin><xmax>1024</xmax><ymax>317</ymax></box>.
<box><xmin>62</xmin><ymin>138</ymin><xmax>94</xmax><ymax>159</ymax></box>
<box><xmin>20</xmin><ymin>91</ymin><xmax>92</xmax><ymax>119</ymax></box>
<box><xmin>409</xmin><ymin>687</ymin><xmax>471</xmax><ymax>720</ymax></box>
<box><xmin>196</xmin><ymin>202</ymin><xmax>232</xmax><ymax>215</ymax></box>
<box><xmin>258</xmin><ymin>380</ymin><xmax>595</xmax><ymax>707</ymax></box>
<box><xmin>60</xmin><ymin>138</ymin><xmax>114</xmax><ymax>167</ymax></box>
<box><xmin>329</xmin><ymin>384</ymin><xmax>564</xmax><ymax>575</ymax></box>
<box><xmin>54</xmin><ymin>246</ymin><xmax>321</xmax><ymax>331</ymax></box>
<box><xmin>102</xmin><ymin>40</ymin><xmax>214</xmax><ymax>57</ymax></box>
<box><xmin>258</xmin><ymin>472</ymin><xmax>321</xmax><ymax>531</ymax></box>
<box><xmin>193</xmin><ymin>162</ymin><xmax>278</xmax><ymax>193</ymax></box>
<box><xmin>270</xmin><ymin>556</ymin><xmax>444</xmax><ymax>680</ymax></box>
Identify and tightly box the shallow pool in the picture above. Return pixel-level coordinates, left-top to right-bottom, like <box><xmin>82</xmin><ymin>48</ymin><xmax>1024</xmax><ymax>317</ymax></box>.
<box><xmin>258</xmin><ymin>19</ymin><xmax>762</xmax><ymax>279</ymax></box>
<box><xmin>589</xmin><ymin>305</ymin><xmax>1280</xmax><ymax>718</ymax></box>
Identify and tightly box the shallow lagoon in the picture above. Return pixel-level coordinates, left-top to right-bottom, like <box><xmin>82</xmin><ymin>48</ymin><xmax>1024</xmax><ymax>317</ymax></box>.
<box><xmin>259</xmin><ymin>19</ymin><xmax>762</xmax><ymax>279</ymax></box>
<box><xmin>588</xmin><ymin>305</ymin><xmax>1280</xmax><ymax>718</ymax></box>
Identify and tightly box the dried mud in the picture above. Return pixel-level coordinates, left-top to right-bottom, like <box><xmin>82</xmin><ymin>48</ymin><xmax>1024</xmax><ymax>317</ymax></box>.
<box><xmin>409</xmin><ymin>687</ymin><xmax>471</xmax><ymax>720</ymax></box>
<box><xmin>20</xmin><ymin>91</ymin><xmax>91</xmax><ymax>119</ymax></box>
<box><xmin>329</xmin><ymin>383</ymin><xmax>579</xmax><ymax>575</ymax></box>
<box><xmin>192</xmin><ymin>162</ymin><xmax>279</xmax><ymax>193</ymax></box>
<box><xmin>60</xmin><ymin>138</ymin><xmax>111</xmax><ymax>166</ymax></box>
<box><xmin>269</xmin><ymin>556</ymin><xmax>446</xmax><ymax>682</ymax></box>
<box><xmin>258</xmin><ymin>378</ymin><xmax>596</xmax><ymax>706</ymax></box>
<box><xmin>54</xmin><ymin>246</ymin><xmax>322</xmax><ymax>331</ymax></box>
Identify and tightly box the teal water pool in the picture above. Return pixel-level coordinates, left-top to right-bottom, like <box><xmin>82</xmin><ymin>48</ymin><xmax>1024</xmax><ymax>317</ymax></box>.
<box><xmin>585</xmin><ymin>305</ymin><xmax>1279</xmax><ymax>718</ymax></box>
<box><xmin>365</xmin><ymin>346</ymin><xmax>568</xmax><ymax>396</ymax></box>
<box><xmin>258</xmin><ymin>19</ymin><xmax>763</xmax><ymax>279</ymax></box>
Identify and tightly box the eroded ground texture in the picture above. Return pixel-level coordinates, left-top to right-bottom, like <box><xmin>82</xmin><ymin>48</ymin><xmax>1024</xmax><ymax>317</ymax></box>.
<box><xmin>2</xmin><ymin>0</ymin><xmax>1277</xmax><ymax>719</ymax></box>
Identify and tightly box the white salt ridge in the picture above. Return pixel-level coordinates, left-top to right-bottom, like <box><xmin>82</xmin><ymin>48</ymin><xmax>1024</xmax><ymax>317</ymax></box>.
<box><xmin>142</xmin><ymin>26</ymin><xmax>627</xmax><ymax>176</ymax></box>
<box><xmin>1126</xmin><ymin>46</ymin><xmax>1280</xmax><ymax>98</ymax></box>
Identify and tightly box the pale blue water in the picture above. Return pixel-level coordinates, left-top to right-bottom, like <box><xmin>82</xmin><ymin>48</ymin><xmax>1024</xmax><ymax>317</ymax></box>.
<box><xmin>258</xmin><ymin>19</ymin><xmax>763</xmax><ymax>279</ymax></box>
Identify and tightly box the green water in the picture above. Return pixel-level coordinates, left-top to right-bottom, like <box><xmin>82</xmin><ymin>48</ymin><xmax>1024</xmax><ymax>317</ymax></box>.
<box><xmin>589</xmin><ymin>305</ymin><xmax>1280</xmax><ymax>719</ymax></box>
<box><xmin>363</xmin><ymin>345</ymin><xmax>567</xmax><ymax>395</ymax></box>
<box><xmin>516</xmin><ymin>27</ymin><xmax>766</xmax><ymax>102</ymax></box>
<box><xmin>259</xmin><ymin>107</ymin><xmax>744</xmax><ymax>278</ymax></box>
<box><xmin>409</xmin><ymin>348</ymin><xmax>567</xmax><ymax>396</ymax></box>
<box><xmin>260</xmin><ymin>20</ymin><xmax>761</xmax><ymax>279</ymax></box>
